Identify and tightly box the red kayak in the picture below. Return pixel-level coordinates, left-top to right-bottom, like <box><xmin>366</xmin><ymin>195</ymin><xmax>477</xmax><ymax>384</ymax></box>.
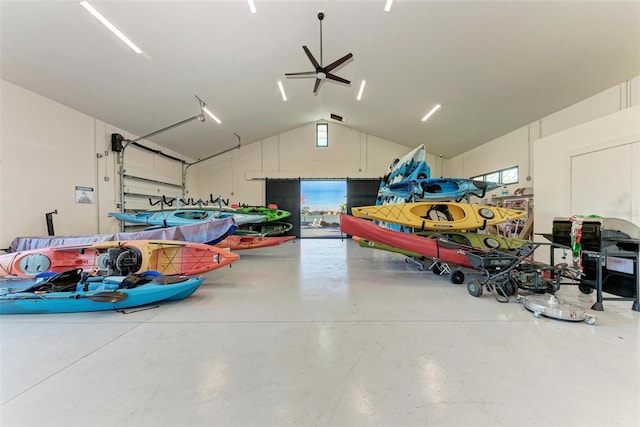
<box><xmin>340</xmin><ymin>214</ymin><xmax>473</xmax><ymax>268</ymax></box>
<box><xmin>215</xmin><ymin>235</ymin><xmax>296</xmax><ymax>251</ymax></box>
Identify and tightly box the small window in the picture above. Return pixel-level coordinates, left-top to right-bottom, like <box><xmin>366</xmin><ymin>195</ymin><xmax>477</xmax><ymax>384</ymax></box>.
<box><xmin>471</xmin><ymin>166</ymin><xmax>519</xmax><ymax>185</ymax></box>
<box><xmin>501</xmin><ymin>167</ymin><xmax>519</xmax><ymax>184</ymax></box>
<box><xmin>486</xmin><ymin>172</ymin><xmax>500</xmax><ymax>183</ymax></box>
<box><xmin>316</xmin><ymin>123</ymin><xmax>328</xmax><ymax>147</ymax></box>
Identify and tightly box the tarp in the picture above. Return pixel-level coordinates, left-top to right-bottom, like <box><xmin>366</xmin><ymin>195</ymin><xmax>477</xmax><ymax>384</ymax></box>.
<box><xmin>8</xmin><ymin>217</ymin><xmax>237</xmax><ymax>252</ymax></box>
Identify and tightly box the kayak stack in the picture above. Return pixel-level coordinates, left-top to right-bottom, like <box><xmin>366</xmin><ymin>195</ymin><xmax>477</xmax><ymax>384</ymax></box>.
<box><xmin>2</xmin><ymin>202</ymin><xmax>298</xmax><ymax>314</ymax></box>
<box><xmin>0</xmin><ymin>239</ymin><xmax>241</xmax><ymax>314</ymax></box>
<box><xmin>344</xmin><ymin>146</ymin><xmax>530</xmax><ymax>274</ymax></box>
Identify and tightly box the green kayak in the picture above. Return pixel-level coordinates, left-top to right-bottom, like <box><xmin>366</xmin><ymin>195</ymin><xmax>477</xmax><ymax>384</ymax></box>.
<box><xmin>232</xmin><ymin>205</ymin><xmax>291</xmax><ymax>223</ymax></box>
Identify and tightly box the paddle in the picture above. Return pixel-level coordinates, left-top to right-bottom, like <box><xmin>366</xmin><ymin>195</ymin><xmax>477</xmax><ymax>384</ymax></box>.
<box><xmin>86</xmin><ymin>291</ymin><xmax>128</xmax><ymax>303</ymax></box>
<box><xmin>3</xmin><ymin>291</ymin><xmax>127</xmax><ymax>303</ymax></box>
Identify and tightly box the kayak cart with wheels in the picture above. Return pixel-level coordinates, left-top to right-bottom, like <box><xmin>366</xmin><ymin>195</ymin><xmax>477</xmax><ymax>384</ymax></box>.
<box><xmin>463</xmin><ymin>243</ymin><xmax>577</xmax><ymax>302</ymax></box>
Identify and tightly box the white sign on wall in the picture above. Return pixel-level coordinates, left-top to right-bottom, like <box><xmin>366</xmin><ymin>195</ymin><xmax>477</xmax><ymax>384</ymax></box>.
<box><xmin>75</xmin><ymin>186</ymin><xmax>94</xmax><ymax>204</ymax></box>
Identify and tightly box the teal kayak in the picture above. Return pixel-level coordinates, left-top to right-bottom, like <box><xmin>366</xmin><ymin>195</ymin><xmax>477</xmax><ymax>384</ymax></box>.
<box><xmin>380</xmin><ymin>178</ymin><xmax>501</xmax><ymax>201</ymax></box>
<box><xmin>109</xmin><ymin>209</ymin><xmax>264</xmax><ymax>226</ymax></box>
<box><xmin>0</xmin><ymin>270</ymin><xmax>204</xmax><ymax>314</ymax></box>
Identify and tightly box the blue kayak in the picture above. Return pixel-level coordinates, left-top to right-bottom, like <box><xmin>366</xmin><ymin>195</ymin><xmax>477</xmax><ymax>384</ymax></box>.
<box><xmin>109</xmin><ymin>209</ymin><xmax>265</xmax><ymax>227</ymax></box>
<box><xmin>375</xmin><ymin>145</ymin><xmax>431</xmax><ymax>232</ymax></box>
<box><xmin>0</xmin><ymin>271</ymin><xmax>59</xmax><ymax>294</ymax></box>
<box><xmin>380</xmin><ymin>178</ymin><xmax>502</xmax><ymax>200</ymax></box>
<box><xmin>0</xmin><ymin>270</ymin><xmax>204</xmax><ymax>314</ymax></box>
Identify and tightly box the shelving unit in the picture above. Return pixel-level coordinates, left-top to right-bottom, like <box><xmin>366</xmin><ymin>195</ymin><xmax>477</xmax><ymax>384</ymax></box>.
<box><xmin>488</xmin><ymin>194</ymin><xmax>534</xmax><ymax>240</ymax></box>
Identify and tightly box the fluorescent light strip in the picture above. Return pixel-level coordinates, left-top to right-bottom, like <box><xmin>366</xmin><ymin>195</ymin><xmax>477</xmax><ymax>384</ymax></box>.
<box><xmin>421</xmin><ymin>104</ymin><xmax>441</xmax><ymax>122</ymax></box>
<box><xmin>384</xmin><ymin>0</ymin><xmax>393</xmax><ymax>12</ymax></box>
<box><xmin>247</xmin><ymin>0</ymin><xmax>257</xmax><ymax>14</ymax></box>
<box><xmin>80</xmin><ymin>1</ymin><xmax>142</xmax><ymax>54</ymax></box>
<box><xmin>203</xmin><ymin>106</ymin><xmax>222</xmax><ymax>124</ymax></box>
<box><xmin>356</xmin><ymin>80</ymin><xmax>366</xmax><ymax>100</ymax></box>
<box><xmin>277</xmin><ymin>81</ymin><xmax>287</xmax><ymax>101</ymax></box>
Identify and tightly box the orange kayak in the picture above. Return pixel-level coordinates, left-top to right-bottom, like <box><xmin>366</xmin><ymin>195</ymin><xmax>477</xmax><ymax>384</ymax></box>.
<box><xmin>0</xmin><ymin>239</ymin><xmax>239</xmax><ymax>277</ymax></box>
<box><xmin>215</xmin><ymin>235</ymin><xmax>296</xmax><ymax>250</ymax></box>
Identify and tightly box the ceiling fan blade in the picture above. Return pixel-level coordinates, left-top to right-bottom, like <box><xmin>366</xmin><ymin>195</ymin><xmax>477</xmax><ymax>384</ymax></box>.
<box><xmin>285</xmin><ymin>71</ymin><xmax>317</xmax><ymax>77</ymax></box>
<box><xmin>313</xmin><ymin>78</ymin><xmax>322</xmax><ymax>93</ymax></box>
<box><xmin>325</xmin><ymin>73</ymin><xmax>350</xmax><ymax>85</ymax></box>
<box><xmin>302</xmin><ymin>46</ymin><xmax>321</xmax><ymax>70</ymax></box>
<box><xmin>324</xmin><ymin>53</ymin><xmax>353</xmax><ymax>72</ymax></box>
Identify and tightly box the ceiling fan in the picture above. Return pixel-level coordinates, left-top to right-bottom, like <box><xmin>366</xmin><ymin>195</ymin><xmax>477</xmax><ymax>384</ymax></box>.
<box><xmin>285</xmin><ymin>12</ymin><xmax>354</xmax><ymax>94</ymax></box>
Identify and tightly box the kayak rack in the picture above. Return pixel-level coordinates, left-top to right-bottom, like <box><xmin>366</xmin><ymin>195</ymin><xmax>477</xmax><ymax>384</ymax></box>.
<box><xmin>112</xmin><ymin>96</ymin><xmax>241</xmax><ymax>230</ymax></box>
<box><xmin>146</xmin><ymin>194</ymin><xmax>230</xmax><ymax>210</ymax></box>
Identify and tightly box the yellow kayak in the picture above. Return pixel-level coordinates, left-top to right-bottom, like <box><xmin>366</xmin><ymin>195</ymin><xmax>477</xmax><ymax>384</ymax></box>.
<box><xmin>351</xmin><ymin>202</ymin><xmax>527</xmax><ymax>231</ymax></box>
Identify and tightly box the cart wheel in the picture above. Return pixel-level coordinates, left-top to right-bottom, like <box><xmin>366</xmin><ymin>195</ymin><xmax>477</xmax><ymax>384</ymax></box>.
<box><xmin>578</xmin><ymin>284</ymin><xmax>594</xmax><ymax>294</ymax></box>
<box><xmin>495</xmin><ymin>282</ymin><xmax>511</xmax><ymax>299</ymax></box>
<box><xmin>509</xmin><ymin>278</ymin><xmax>521</xmax><ymax>295</ymax></box>
<box><xmin>417</xmin><ymin>264</ymin><xmax>424</xmax><ymax>271</ymax></box>
<box><xmin>533</xmin><ymin>310</ymin><xmax>542</xmax><ymax>318</ymax></box>
<box><xmin>450</xmin><ymin>270</ymin><xmax>465</xmax><ymax>285</ymax></box>
<box><xmin>585</xmin><ymin>316</ymin><xmax>597</xmax><ymax>325</ymax></box>
<box><xmin>505</xmin><ymin>280</ymin><xmax>517</xmax><ymax>296</ymax></box>
<box><xmin>467</xmin><ymin>279</ymin><xmax>483</xmax><ymax>297</ymax></box>
<box><xmin>431</xmin><ymin>263</ymin><xmax>443</xmax><ymax>275</ymax></box>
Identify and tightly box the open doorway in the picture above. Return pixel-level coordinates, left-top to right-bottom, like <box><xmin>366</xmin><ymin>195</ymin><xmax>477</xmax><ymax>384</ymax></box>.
<box><xmin>300</xmin><ymin>180</ymin><xmax>346</xmax><ymax>238</ymax></box>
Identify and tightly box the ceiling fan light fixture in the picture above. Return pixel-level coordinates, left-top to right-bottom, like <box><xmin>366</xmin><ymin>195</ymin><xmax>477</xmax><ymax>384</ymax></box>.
<box><xmin>277</xmin><ymin>81</ymin><xmax>287</xmax><ymax>101</ymax></box>
<box><xmin>247</xmin><ymin>0</ymin><xmax>257</xmax><ymax>14</ymax></box>
<box><xmin>384</xmin><ymin>0</ymin><xmax>394</xmax><ymax>12</ymax></box>
<box><xmin>421</xmin><ymin>104</ymin><xmax>441</xmax><ymax>122</ymax></box>
<box><xmin>356</xmin><ymin>80</ymin><xmax>367</xmax><ymax>100</ymax></box>
<box><xmin>284</xmin><ymin>12</ymin><xmax>354</xmax><ymax>94</ymax></box>
<box><xmin>80</xmin><ymin>1</ymin><xmax>143</xmax><ymax>54</ymax></box>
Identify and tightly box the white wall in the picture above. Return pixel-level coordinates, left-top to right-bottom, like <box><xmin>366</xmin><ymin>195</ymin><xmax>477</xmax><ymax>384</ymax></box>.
<box><xmin>533</xmin><ymin>106</ymin><xmax>640</xmax><ymax>262</ymax></box>
<box><xmin>444</xmin><ymin>124</ymin><xmax>537</xmax><ymax>198</ymax></box>
<box><xmin>445</xmin><ymin>76</ymin><xmax>640</xmax><ymax>199</ymax></box>
<box><xmin>187</xmin><ymin>122</ymin><xmax>421</xmax><ymax>205</ymax></box>
<box><xmin>0</xmin><ymin>80</ymin><xmax>193</xmax><ymax>248</ymax></box>
<box><xmin>1</xmin><ymin>80</ymin><xmax>98</xmax><ymax>248</ymax></box>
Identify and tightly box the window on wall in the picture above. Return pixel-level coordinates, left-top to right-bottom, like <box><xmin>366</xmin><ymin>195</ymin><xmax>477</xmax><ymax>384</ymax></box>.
<box><xmin>472</xmin><ymin>166</ymin><xmax>519</xmax><ymax>185</ymax></box>
<box><xmin>316</xmin><ymin>123</ymin><xmax>328</xmax><ymax>147</ymax></box>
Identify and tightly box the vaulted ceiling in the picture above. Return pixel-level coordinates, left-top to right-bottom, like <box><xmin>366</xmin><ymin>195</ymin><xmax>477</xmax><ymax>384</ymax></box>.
<box><xmin>2</xmin><ymin>1</ymin><xmax>639</xmax><ymax>160</ymax></box>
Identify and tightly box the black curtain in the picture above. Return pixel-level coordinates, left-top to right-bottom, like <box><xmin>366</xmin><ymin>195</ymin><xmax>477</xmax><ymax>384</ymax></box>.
<box><xmin>346</xmin><ymin>178</ymin><xmax>381</xmax><ymax>215</ymax></box>
<box><xmin>265</xmin><ymin>179</ymin><xmax>301</xmax><ymax>237</ymax></box>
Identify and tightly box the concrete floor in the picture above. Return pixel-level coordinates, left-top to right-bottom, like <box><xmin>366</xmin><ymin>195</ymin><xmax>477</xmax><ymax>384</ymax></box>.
<box><xmin>1</xmin><ymin>239</ymin><xmax>638</xmax><ymax>427</ymax></box>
